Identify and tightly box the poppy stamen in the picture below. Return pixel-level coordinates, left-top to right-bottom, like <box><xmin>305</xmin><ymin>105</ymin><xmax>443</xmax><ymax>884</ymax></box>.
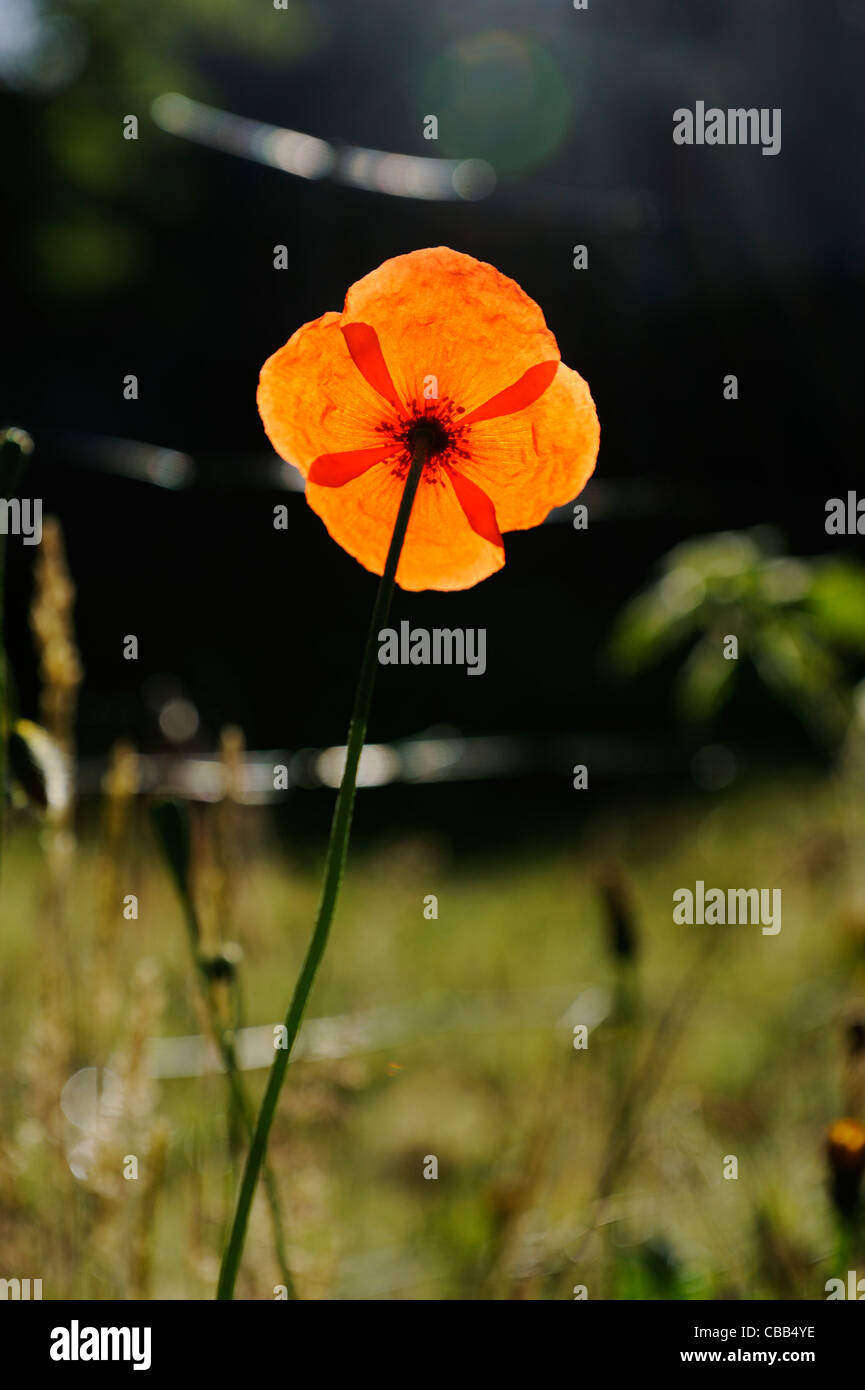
<box><xmin>407</xmin><ymin>415</ymin><xmax>450</xmax><ymax>458</ymax></box>
<box><xmin>378</xmin><ymin>396</ymin><xmax>471</xmax><ymax>484</ymax></box>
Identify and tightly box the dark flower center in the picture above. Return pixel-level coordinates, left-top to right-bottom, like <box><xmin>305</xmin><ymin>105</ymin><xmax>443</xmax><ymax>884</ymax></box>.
<box><xmin>378</xmin><ymin>397</ymin><xmax>469</xmax><ymax>482</ymax></box>
<box><xmin>406</xmin><ymin>415</ymin><xmax>451</xmax><ymax>458</ymax></box>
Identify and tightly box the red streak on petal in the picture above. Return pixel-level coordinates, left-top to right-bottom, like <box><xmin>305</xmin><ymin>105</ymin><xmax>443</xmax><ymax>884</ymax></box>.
<box><xmin>461</xmin><ymin>360</ymin><xmax>559</xmax><ymax>427</ymax></box>
<box><xmin>342</xmin><ymin>323</ymin><xmax>404</xmax><ymax>415</ymax></box>
<box><xmin>308</xmin><ymin>445</ymin><xmax>396</xmax><ymax>486</ymax></box>
<box><xmin>448</xmin><ymin>468</ymin><xmax>504</xmax><ymax>549</ymax></box>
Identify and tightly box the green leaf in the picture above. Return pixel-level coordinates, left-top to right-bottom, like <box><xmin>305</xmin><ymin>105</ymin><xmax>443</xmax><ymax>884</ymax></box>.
<box><xmin>753</xmin><ymin>615</ymin><xmax>839</xmax><ymax>702</ymax></box>
<box><xmin>806</xmin><ymin>560</ymin><xmax>865</xmax><ymax>651</ymax></box>
<box><xmin>606</xmin><ymin>590</ymin><xmax>696</xmax><ymax>674</ymax></box>
<box><xmin>676</xmin><ymin>635</ymin><xmax>738</xmax><ymax>724</ymax></box>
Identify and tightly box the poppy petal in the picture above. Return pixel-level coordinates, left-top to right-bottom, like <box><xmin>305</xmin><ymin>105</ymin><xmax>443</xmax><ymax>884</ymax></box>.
<box><xmin>341</xmin><ymin>323</ymin><xmax>404</xmax><ymax>415</ymax></box>
<box><xmin>306</xmin><ymin>463</ymin><xmax>505</xmax><ymax>592</ymax></box>
<box><xmin>258</xmin><ymin>311</ymin><xmax>395</xmax><ymax>480</ymax></box>
<box><xmin>309</xmin><ymin>445</ymin><xmax>397</xmax><ymax>486</ymax></box>
<box><xmin>460</xmin><ymin>362</ymin><xmax>600</xmax><ymax>532</ymax></box>
<box><xmin>342</xmin><ymin>247</ymin><xmax>560</xmax><ymax>417</ymax></box>
<box><xmin>460</xmin><ymin>360</ymin><xmax>558</xmax><ymax>427</ymax></box>
<box><xmin>447</xmin><ymin>467</ymin><xmax>503</xmax><ymax>549</ymax></box>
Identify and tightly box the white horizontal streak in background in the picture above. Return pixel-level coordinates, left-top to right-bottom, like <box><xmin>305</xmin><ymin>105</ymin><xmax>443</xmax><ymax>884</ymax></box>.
<box><xmin>147</xmin><ymin>985</ymin><xmax>610</xmax><ymax>1078</ymax></box>
<box><xmin>151</xmin><ymin>92</ymin><xmax>495</xmax><ymax>201</ymax></box>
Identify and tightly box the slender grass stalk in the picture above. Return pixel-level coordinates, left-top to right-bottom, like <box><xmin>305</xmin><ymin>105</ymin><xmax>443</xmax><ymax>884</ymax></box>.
<box><xmin>0</xmin><ymin>428</ymin><xmax>33</xmax><ymax>881</ymax></box>
<box><xmin>187</xmin><ymin>876</ymin><xmax>296</xmax><ymax>1297</ymax></box>
<box><xmin>151</xmin><ymin>800</ymin><xmax>295</xmax><ymax>1296</ymax></box>
<box><xmin>563</xmin><ymin>931</ymin><xmax>722</xmax><ymax>1287</ymax></box>
<box><xmin>0</xmin><ymin>523</ymin><xmax>7</xmax><ymax>879</ymax></box>
<box><xmin>217</xmin><ymin>435</ymin><xmax>430</xmax><ymax>1300</ymax></box>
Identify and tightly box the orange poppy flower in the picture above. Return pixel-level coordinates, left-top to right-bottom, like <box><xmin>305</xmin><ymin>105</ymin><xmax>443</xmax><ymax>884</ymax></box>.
<box><xmin>257</xmin><ymin>246</ymin><xmax>599</xmax><ymax>591</ymax></box>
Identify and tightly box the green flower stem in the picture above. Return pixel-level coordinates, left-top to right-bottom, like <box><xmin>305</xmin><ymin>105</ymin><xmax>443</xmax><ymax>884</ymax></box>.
<box><xmin>217</xmin><ymin>435</ymin><xmax>429</xmax><ymax>1300</ymax></box>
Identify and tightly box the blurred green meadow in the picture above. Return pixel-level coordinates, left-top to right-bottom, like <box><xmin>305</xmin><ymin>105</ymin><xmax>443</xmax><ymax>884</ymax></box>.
<box><xmin>2</xmin><ymin>760</ymin><xmax>865</xmax><ymax>1300</ymax></box>
<box><xmin>3</xmin><ymin>509</ymin><xmax>865</xmax><ymax>1301</ymax></box>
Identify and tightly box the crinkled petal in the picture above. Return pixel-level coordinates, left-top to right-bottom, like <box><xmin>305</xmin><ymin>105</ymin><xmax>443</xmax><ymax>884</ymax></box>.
<box><xmin>456</xmin><ymin>362</ymin><xmax>599</xmax><ymax>532</ymax></box>
<box><xmin>306</xmin><ymin>464</ymin><xmax>505</xmax><ymax>592</ymax></box>
<box><xmin>342</xmin><ymin>247</ymin><xmax>560</xmax><ymax>416</ymax></box>
<box><xmin>257</xmin><ymin>312</ymin><xmax>399</xmax><ymax>479</ymax></box>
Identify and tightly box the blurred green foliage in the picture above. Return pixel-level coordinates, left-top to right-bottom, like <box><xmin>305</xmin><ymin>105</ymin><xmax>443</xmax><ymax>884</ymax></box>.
<box><xmin>608</xmin><ymin>529</ymin><xmax>865</xmax><ymax>747</ymax></box>
<box><xmin>5</xmin><ymin>0</ymin><xmax>329</xmax><ymax>295</ymax></box>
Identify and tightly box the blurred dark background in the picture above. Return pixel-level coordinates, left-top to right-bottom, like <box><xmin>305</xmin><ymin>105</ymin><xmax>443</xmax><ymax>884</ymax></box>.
<box><xmin>2</xmin><ymin>0</ymin><xmax>864</xmax><ymax>841</ymax></box>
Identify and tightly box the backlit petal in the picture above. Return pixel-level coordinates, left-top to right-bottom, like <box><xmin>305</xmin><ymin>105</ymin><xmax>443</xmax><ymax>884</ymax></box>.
<box><xmin>459</xmin><ymin>362</ymin><xmax>599</xmax><ymax>532</ymax></box>
<box><xmin>341</xmin><ymin>323</ymin><xmax>405</xmax><ymax>415</ymax></box>
<box><xmin>342</xmin><ymin>247</ymin><xmax>559</xmax><ymax>417</ymax></box>
<box><xmin>309</xmin><ymin>445</ymin><xmax>397</xmax><ymax>486</ymax></box>
<box><xmin>258</xmin><ymin>312</ymin><xmax>395</xmax><ymax>479</ymax></box>
<box><xmin>461</xmin><ymin>360</ymin><xmax>558</xmax><ymax>427</ymax></box>
<box><xmin>447</xmin><ymin>468</ymin><xmax>503</xmax><ymax>549</ymax></box>
<box><xmin>306</xmin><ymin>464</ymin><xmax>505</xmax><ymax>592</ymax></box>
